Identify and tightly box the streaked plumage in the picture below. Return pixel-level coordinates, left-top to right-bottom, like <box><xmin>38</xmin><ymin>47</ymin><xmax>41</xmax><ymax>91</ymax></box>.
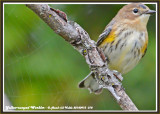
<box><xmin>79</xmin><ymin>3</ymin><xmax>155</xmax><ymax>94</ymax></box>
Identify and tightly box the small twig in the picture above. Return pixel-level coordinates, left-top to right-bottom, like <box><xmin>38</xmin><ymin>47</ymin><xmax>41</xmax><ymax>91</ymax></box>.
<box><xmin>26</xmin><ymin>4</ymin><xmax>138</xmax><ymax>111</ymax></box>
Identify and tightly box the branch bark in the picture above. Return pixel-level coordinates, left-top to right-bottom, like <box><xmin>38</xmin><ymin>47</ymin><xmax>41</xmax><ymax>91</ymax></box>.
<box><xmin>26</xmin><ymin>4</ymin><xmax>138</xmax><ymax>111</ymax></box>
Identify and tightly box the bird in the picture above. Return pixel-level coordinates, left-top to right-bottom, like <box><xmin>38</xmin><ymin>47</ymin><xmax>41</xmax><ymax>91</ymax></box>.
<box><xmin>78</xmin><ymin>3</ymin><xmax>156</xmax><ymax>94</ymax></box>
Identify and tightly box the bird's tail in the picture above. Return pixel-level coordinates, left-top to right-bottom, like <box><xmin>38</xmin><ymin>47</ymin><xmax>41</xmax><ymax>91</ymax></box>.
<box><xmin>78</xmin><ymin>72</ymin><xmax>103</xmax><ymax>94</ymax></box>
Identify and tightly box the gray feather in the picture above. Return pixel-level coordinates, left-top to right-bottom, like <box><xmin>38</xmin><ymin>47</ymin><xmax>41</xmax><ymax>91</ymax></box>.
<box><xmin>78</xmin><ymin>72</ymin><xmax>103</xmax><ymax>94</ymax></box>
<box><xmin>97</xmin><ymin>20</ymin><xmax>115</xmax><ymax>46</ymax></box>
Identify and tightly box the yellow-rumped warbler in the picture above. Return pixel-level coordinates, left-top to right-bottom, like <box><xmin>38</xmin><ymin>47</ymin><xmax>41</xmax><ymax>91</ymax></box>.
<box><xmin>78</xmin><ymin>3</ymin><xmax>155</xmax><ymax>94</ymax></box>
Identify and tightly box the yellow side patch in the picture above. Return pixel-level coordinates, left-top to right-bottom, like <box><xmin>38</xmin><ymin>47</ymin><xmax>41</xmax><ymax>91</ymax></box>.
<box><xmin>141</xmin><ymin>40</ymin><xmax>148</xmax><ymax>54</ymax></box>
<box><xmin>100</xmin><ymin>30</ymin><xmax>116</xmax><ymax>47</ymax></box>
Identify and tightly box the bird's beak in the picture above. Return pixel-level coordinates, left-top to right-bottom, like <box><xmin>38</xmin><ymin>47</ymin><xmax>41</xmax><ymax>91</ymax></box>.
<box><xmin>144</xmin><ymin>10</ymin><xmax>156</xmax><ymax>14</ymax></box>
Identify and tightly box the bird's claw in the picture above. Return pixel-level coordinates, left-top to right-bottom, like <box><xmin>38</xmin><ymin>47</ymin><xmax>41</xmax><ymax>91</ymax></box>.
<box><xmin>112</xmin><ymin>70</ymin><xmax>123</xmax><ymax>81</ymax></box>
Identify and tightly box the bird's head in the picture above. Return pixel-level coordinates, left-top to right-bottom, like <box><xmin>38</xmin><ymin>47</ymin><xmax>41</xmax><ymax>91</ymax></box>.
<box><xmin>115</xmin><ymin>3</ymin><xmax>156</xmax><ymax>28</ymax></box>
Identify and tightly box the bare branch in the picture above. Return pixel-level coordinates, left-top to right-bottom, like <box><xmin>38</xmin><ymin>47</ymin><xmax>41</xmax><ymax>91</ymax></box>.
<box><xmin>26</xmin><ymin>4</ymin><xmax>138</xmax><ymax>111</ymax></box>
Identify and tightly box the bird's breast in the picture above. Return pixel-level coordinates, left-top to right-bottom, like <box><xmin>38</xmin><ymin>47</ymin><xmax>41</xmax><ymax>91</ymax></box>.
<box><xmin>101</xmin><ymin>28</ymin><xmax>148</xmax><ymax>74</ymax></box>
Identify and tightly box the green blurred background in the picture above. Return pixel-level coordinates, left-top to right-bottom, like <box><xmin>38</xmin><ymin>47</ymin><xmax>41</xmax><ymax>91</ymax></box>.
<box><xmin>4</xmin><ymin>3</ymin><xmax>156</xmax><ymax>111</ymax></box>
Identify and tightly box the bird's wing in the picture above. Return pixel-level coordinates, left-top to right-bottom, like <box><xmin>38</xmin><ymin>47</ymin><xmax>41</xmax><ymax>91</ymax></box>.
<box><xmin>97</xmin><ymin>20</ymin><xmax>115</xmax><ymax>46</ymax></box>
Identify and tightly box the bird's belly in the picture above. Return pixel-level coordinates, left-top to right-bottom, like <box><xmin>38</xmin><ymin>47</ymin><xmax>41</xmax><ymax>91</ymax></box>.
<box><xmin>107</xmin><ymin>46</ymin><xmax>140</xmax><ymax>74</ymax></box>
<box><xmin>102</xmin><ymin>32</ymin><xmax>146</xmax><ymax>74</ymax></box>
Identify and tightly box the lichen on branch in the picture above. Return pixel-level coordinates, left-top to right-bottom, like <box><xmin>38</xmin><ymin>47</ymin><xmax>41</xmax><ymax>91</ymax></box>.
<box><xmin>26</xmin><ymin>4</ymin><xmax>138</xmax><ymax>111</ymax></box>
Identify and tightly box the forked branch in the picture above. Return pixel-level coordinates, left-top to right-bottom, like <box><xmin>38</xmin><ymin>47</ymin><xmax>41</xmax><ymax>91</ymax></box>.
<box><xmin>26</xmin><ymin>4</ymin><xmax>138</xmax><ymax>111</ymax></box>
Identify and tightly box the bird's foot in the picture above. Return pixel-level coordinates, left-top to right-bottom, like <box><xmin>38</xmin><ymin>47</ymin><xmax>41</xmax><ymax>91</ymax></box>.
<box><xmin>112</xmin><ymin>70</ymin><xmax>123</xmax><ymax>81</ymax></box>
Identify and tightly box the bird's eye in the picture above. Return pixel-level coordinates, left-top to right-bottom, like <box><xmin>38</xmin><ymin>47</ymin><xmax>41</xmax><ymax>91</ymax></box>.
<box><xmin>133</xmin><ymin>8</ymin><xmax>138</xmax><ymax>13</ymax></box>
